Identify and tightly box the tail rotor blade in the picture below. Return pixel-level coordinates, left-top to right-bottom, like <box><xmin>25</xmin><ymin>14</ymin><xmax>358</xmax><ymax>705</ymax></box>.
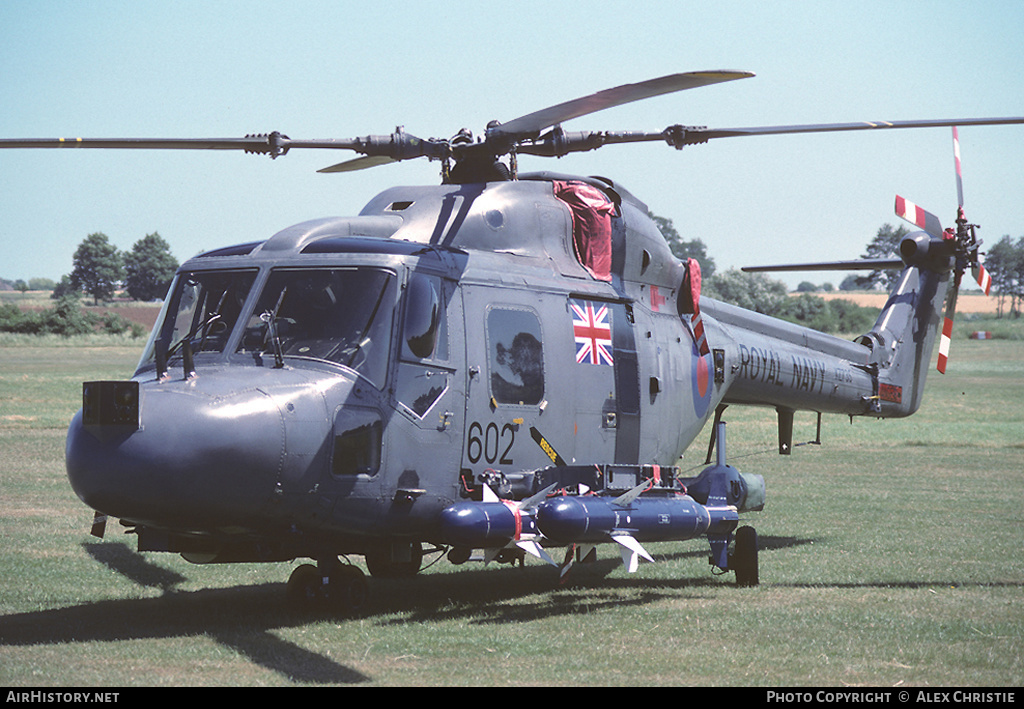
<box><xmin>937</xmin><ymin>281</ymin><xmax>958</xmax><ymax>374</ymax></box>
<box><xmin>895</xmin><ymin>195</ymin><xmax>945</xmax><ymax>239</ymax></box>
<box><xmin>974</xmin><ymin>261</ymin><xmax>992</xmax><ymax>295</ymax></box>
<box><xmin>953</xmin><ymin>126</ymin><xmax>965</xmax><ymax>208</ymax></box>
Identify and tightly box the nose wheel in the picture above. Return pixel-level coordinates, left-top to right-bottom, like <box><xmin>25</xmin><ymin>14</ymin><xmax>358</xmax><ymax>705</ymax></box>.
<box><xmin>286</xmin><ymin>560</ymin><xmax>368</xmax><ymax>613</ymax></box>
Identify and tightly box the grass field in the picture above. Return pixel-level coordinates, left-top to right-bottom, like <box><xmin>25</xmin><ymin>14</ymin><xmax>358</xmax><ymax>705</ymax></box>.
<box><xmin>0</xmin><ymin>318</ymin><xmax>1021</xmax><ymax>687</ymax></box>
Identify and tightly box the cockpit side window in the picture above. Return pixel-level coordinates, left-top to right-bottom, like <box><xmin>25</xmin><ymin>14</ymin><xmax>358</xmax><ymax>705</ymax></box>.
<box><xmin>238</xmin><ymin>267</ymin><xmax>396</xmax><ymax>386</ymax></box>
<box><xmin>401</xmin><ymin>273</ymin><xmax>451</xmax><ymax>362</ymax></box>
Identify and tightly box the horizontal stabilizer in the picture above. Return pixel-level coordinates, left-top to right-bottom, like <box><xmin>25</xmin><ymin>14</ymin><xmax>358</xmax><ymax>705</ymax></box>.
<box><xmin>742</xmin><ymin>258</ymin><xmax>904</xmax><ymax>273</ymax></box>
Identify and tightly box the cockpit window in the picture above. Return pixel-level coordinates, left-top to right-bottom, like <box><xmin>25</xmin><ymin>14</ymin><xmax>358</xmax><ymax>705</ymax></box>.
<box><xmin>238</xmin><ymin>268</ymin><xmax>396</xmax><ymax>386</ymax></box>
<box><xmin>143</xmin><ymin>269</ymin><xmax>258</xmax><ymax>366</ymax></box>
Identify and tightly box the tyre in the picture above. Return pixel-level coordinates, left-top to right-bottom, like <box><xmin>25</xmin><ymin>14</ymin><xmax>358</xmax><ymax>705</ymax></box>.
<box><xmin>731</xmin><ymin>526</ymin><xmax>759</xmax><ymax>587</ymax></box>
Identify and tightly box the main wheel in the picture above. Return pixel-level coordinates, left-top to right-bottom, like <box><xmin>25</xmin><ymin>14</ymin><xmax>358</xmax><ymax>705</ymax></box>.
<box><xmin>731</xmin><ymin>526</ymin><xmax>759</xmax><ymax>587</ymax></box>
<box><xmin>324</xmin><ymin>564</ymin><xmax>369</xmax><ymax>613</ymax></box>
<box><xmin>286</xmin><ymin>563</ymin><xmax>323</xmax><ymax>609</ymax></box>
<box><xmin>286</xmin><ymin>562</ymin><xmax>368</xmax><ymax>614</ymax></box>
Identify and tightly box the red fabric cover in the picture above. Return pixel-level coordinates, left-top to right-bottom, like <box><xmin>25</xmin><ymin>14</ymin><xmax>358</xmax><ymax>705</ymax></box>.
<box><xmin>687</xmin><ymin>257</ymin><xmax>702</xmax><ymax>311</ymax></box>
<box><xmin>553</xmin><ymin>181</ymin><xmax>614</xmax><ymax>281</ymax></box>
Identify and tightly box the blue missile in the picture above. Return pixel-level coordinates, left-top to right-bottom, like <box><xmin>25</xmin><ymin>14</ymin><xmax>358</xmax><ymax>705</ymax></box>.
<box><xmin>536</xmin><ymin>482</ymin><xmax>738</xmax><ymax>572</ymax></box>
<box><xmin>439</xmin><ymin>483</ymin><xmax>558</xmax><ymax>564</ymax></box>
<box><xmin>535</xmin><ymin>491</ymin><xmax>738</xmax><ymax>545</ymax></box>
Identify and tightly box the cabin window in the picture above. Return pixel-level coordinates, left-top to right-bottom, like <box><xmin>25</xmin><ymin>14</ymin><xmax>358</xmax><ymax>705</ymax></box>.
<box><xmin>238</xmin><ymin>267</ymin><xmax>396</xmax><ymax>386</ymax></box>
<box><xmin>487</xmin><ymin>308</ymin><xmax>545</xmax><ymax>406</ymax></box>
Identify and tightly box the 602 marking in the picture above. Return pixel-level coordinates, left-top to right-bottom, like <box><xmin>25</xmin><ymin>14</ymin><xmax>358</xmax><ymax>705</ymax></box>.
<box><xmin>466</xmin><ymin>421</ymin><xmax>516</xmax><ymax>465</ymax></box>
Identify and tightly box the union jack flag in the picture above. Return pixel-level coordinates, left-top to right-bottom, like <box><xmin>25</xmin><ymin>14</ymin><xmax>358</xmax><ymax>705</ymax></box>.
<box><xmin>571</xmin><ymin>299</ymin><xmax>613</xmax><ymax>366</ymax></box>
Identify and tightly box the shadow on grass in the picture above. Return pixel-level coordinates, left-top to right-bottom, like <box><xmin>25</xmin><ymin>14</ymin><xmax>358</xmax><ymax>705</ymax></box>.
<box><xmin>0</xmin><ymin>543</ymin><xmax>370</xmax><ymax>685</ymax></box>
<box><xmin>0</xmin><ymin>534</ymin><xmax>822</xmax><ymax>684</ymax></box>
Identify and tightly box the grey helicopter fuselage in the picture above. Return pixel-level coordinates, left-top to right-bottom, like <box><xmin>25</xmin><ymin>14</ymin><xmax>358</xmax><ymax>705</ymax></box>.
<box><xmin>64</xmin><ymin>170</ymin><xmax>949</xmax><ymax>567</ymax></box>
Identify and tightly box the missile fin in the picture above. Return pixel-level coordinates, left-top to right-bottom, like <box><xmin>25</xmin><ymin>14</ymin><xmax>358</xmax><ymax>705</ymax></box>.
<box><xmin>612</xmin><ymin>533</ymin><xmax>654</xmax><ymax>572</ymax></box>
<box><xmin>612</xmin><ymin>479</ymin><xmax>652</xmax><ymax>508</ymax></box>
<box><xmin>516</xmin><ymin>540</ymin><xmax>557</xmax><ymax>566</ymax></box>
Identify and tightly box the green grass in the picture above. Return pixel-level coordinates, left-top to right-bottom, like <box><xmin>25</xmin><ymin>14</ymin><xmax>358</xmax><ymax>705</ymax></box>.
<box><xmin>1</xmin><ymin>334</ymin><xmax>1021</xmax><ymax>687</ymax></box>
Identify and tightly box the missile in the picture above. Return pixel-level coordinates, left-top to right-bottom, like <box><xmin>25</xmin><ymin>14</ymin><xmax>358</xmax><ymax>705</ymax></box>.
<box><xmin>536</xmin><ymin>488</ymin><xmax>737</xmax><ymax>544</ymax></box>
<box><xmin>535</xmin><ymin>481</ymin><xmax>738</xmax><ymax>572</ymax></box>
<box><xmin>439</xmin><ymin>483</ymin><xmax>558</xmax><ymax>565</ymax></box>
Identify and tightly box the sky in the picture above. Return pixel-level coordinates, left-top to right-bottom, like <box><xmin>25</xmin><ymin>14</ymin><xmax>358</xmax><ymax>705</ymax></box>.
<box><xmin>2</xmin><ymin>0</ymin><xmax>1023</xmax><ymax>289</ymax></box>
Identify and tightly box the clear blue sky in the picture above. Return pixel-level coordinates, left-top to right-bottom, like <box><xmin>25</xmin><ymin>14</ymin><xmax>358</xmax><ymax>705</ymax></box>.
<box><xmin>2</xmin><ymin>0</ymin><xmax>1022</xmax><ymax>289</ymax></box>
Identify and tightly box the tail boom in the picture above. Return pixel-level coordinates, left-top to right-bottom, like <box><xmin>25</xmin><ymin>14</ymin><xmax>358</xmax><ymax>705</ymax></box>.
<box><xmin>703</xmin><ymin>231</ymin><xmax>952</xmax><ymax>420</ymax></box>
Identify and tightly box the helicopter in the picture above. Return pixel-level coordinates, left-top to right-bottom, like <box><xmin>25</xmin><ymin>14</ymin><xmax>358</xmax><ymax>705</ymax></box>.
<box><xmin>4</xmin><ymin>71</ymin><xmax>1021</xmax><ymax>612</ymax></box>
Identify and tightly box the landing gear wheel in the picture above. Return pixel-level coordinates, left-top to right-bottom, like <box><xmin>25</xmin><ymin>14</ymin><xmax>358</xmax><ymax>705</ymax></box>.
<box><xmin>731</xmin><ymin>526</ymin><xmax>759</xmax><ymax>587</ymax></box>
<box><xmin>286</xmin><ymin>562</ymin><xmax>368</xmax><ymax>614</ymax></box>
<box><xmin>286</xmin><ymin>563</ymin><xmax>323</xmax><ymax>609</ymax></box>
<box><xmin>325</xmin><ymin>564</ymin><xmax>369</xmax><ymax>613</ymax></box>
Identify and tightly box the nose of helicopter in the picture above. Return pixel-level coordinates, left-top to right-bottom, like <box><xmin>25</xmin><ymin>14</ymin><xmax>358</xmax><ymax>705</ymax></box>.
<box><xmin>65</xmin><ymin>374</ymin><xmax>291</xmax><ymax>532</ymax></box>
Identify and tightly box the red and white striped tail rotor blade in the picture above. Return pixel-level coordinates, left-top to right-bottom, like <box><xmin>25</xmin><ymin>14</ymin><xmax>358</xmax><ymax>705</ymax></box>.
<box><xmin>937</xmin><ymin>271</ymin><xmax>962</xmax><ymax>374</ymax></box>
<box><xmin>973</xmin><ymin>261</ymin><xmax>992</xmax><ymax>295</ymax></box>
<box><xmin>952</xmin><ymin>126</ymin><xmax>965</xmax><ymax>208</ymax></box>
<box><xmin>895</xmin><ymin>195</ymin><xmax>945</xmax><ymax>239</ymax></box>
<box><xmin>937</xmin><ymin>314</ymin><xmax>954</xmax><ymax>374</ymax></box>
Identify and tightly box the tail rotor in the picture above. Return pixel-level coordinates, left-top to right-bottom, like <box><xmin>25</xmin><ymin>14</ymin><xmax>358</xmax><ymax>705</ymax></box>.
<box><xmin>894</xmin><ymin>127</ymin><xmax>992</xmax><ymax>373</ymax></box>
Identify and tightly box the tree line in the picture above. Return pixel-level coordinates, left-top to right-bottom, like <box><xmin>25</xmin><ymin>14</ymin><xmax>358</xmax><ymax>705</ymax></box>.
<box><xmin>655</xmin><ymin>215</ymin><xmax>1024</xmax><ymax>334</ymax></box>
<box><xmin>654</xmin><ymin>212</ymin><xmax>877</xmax><ymax>334</ymax></box>
<box><xmin>51</xmin><ymin>232</ymin><xmax>180</xmax><ymax>304</ymax></box>
<box><xmin>4</xmin><ymin>218</ymin><xmax>1022</xmax><ymax>339</ymax></box>
<box><xmin>0</xmin><ymin>232</ymin><xmax>177</xmax><ymax>338</ymax></box>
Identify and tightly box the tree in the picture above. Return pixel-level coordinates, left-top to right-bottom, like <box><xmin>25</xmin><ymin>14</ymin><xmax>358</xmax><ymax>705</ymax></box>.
<box><xmin>859</xmin><ymin>223</ymin><xmax>908</xmax><ymax>291</ymax></box>
<box><xmin>51</xmin><ymin>274</ymin><xmax>80</xmax><ymax>300</ymax></box>
<box><xmin>985</xmin><ymin>235</ymin><xmax>1024</xmax><ymax>318</ymax></box>
<box><xmin>648</xmin><ymin>211</ymin><xmax>717</xmax><ymax>279</ymax></box>
<box><xmin>839</xmin><ymin>274</ymin><xmax>862</xmax><ymax>291</ymax></box>
<box><xmin>124</xmin><ymin>232</ymin><xmax>178</xmax><ymax>301</ymax></box>
<box><xmin>70</xmin><ymin>233</ymin><xmax>123</xmax><ymax>304</ymax></box>
<box><xmin>28</xmin><ymin>277</ymin><xmax>56</xmax><ymax>291</ymax></box>
<box><xmin>704</xmin><ymin>269</ymin><xmax>789</xmax><ymax>314</ymax></box>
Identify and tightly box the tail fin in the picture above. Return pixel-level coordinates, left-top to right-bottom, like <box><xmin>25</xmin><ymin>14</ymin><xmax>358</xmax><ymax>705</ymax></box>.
<box><xmin>856</xmin><ymin>231</ymin><xmax>953</xmax><ymax>417</ymax></box>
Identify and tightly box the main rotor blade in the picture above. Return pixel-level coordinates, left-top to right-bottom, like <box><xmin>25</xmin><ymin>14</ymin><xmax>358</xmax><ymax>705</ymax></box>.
<box><xmin>318</xmin><ymin>155</ymin><xmax>398</xmax><ymax>173</ymax></box>
<box><xmin>0</xmin><ymin>135</ymin><xmax>372</xmax><ymax>158</ymax></box>
<box><xmin>0</xmin><ymin>137</ymin><xmax>277</xmax><ymax>151</ymax></box>
<box><xmin>742</xmin><ymin>258</ymin><xmax>905</xmax><ymax>273</ymax></box>
<box><xmin>491</xmin><ymin>70</ymin><xmax>755</xmax><ymax>139</ymax></box>
<box><xmin>681</xmin><ymin>116</ymin><xmax>1024</xmax><ymax>144</ymax></box>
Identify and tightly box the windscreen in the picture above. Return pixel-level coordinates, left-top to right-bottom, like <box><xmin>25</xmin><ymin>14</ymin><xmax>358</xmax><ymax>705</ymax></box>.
<box><xmin>140</xmin><ymin>269</ymin><xmax>258</xmax><ymax>368</ymax></box>
<box><xmin>237</xmin><ymin>267</ymin><xmax>396</xmax><ymax>386</ymax></box>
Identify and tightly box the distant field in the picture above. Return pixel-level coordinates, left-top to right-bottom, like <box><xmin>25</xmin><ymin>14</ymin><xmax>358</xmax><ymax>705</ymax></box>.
<box><xmin>813</xmin><ymin>289</ymin><xmax>999</xmax><ymax>314</ymax></box>
<box><xmin>0</xmin><ymin>291</ymin><xmax>162</xmax><ymax>330</ymax></box>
